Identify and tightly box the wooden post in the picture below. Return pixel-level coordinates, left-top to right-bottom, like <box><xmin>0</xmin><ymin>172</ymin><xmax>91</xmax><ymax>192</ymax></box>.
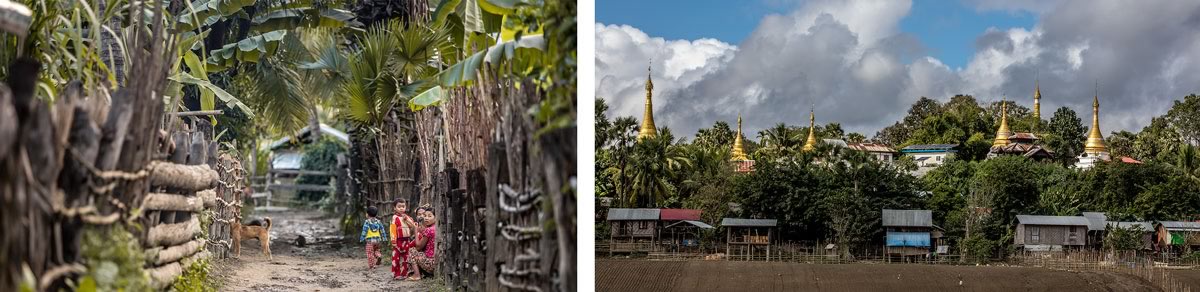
<box><xmin>483</xmin><ymin>143</ymin><xmax>506</xmax><ymax>292</ymax></box>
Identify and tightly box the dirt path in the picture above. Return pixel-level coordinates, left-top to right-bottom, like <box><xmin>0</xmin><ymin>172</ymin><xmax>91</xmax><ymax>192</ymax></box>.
<box><xmin>211</xmin><ymin>210</ymin><xmax>433</xmax><ymax>291</ymax></box>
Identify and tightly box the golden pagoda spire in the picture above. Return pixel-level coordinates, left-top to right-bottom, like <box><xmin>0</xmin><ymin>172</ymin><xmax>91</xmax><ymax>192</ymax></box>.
<box><xmin>730</xmin><ymin>113</ymin><xmax>750</xmax><ymax>161</ymax></box>
<box><xmin>637</xmin><ymin>62</ymin><xmax>657</xmax><ymax>141</ymax></box>
<box><xmin>802</xmin><ymin>104</ymin><xmax>817</xmax><ymax>152</ymax></box>
<box><xmin>1033</xmin><ymin>78</ymin><xmax>1042</xmax><ymax>121</ymax></box>
<box><xmin>1084</xmin><ymin>85</ymin><xmax>1108</xmax><ymax>154</ymax></box>
<box><xmin>993</xmin><ymin>97</ymin><xmax>1012</xmax><ymax>147</ymax></box>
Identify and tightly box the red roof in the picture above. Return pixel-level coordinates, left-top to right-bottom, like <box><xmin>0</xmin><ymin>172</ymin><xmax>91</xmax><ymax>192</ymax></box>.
<box><xmin>659</xmin><ymin>209</ymin><xmax>702</xmax><ymax>221</ymax></box>
<box><xmin>1118</xmin><ymin>156</ymin><xmax>1143</xmax><ymax>164</ymax></box>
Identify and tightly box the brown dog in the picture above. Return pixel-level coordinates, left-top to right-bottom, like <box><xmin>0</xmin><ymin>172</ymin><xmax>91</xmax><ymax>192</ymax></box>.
<box><xmin>232</xmin><ymin>217</ymin><xmax>272</xmax><ymax>259</ymax></box>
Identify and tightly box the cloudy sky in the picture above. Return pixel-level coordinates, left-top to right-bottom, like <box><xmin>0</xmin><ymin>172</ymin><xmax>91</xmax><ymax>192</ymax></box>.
<box><xmin>595</xmin><ymin>0</ymin><xmax>1200</xmax><ymax>139</ymax></box>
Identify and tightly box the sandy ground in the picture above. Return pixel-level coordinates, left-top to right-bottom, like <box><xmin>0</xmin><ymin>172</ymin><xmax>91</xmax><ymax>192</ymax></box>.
<box><xmin>597</xmin><ymin>259</ymin><xmax>1165</xmax><ymax>292</ymax></box>
<box><xmin>210</xmin><ymin>210</ymin><xmax>433</xmax><ymax>292</ymax></box>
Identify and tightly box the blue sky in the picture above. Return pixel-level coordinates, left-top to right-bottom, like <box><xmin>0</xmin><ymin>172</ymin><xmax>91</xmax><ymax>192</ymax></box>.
<box><xmin>597</xmin><ymin>0</ymin><xmax>1037</xmax><ymax>69</ymax></box>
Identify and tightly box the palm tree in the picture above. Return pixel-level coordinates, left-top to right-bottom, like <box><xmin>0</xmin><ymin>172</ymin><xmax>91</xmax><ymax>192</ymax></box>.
<box><xmin>620</xmin><ymin>127</ymin><xmax>692</xmax><ymax>207</ymax></box>
<box><xmin>757</xmin><ymin>123</ymin><xmax>801</xmax><ymax>159</ymax></box>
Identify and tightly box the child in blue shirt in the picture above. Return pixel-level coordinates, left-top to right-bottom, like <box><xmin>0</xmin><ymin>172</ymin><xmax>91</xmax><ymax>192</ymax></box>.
<box><xmin>360</xmin><ymin>206</ymin><xmax>389</xmax><ymax>269</ymax></box>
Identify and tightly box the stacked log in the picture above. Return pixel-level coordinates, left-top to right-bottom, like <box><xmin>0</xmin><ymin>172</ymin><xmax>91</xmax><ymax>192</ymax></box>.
<box><xmin>143</xmin><ymin>130</ymin><xmax>230</xmax><ymax>289</ymax></box>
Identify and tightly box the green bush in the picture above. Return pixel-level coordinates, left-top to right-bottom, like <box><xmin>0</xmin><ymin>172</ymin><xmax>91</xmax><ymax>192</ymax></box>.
<box><xmin>960</xmin><ymin>235</ymin><xmax>999</xmax><ymax>263</ymax></box>
<box><xmin>80</xmin><ymin>225</ymin><xmax>150</xmax><ymax>291</ymax></box>
<box><xmin>172</xmin><ymin>258</ymin><xmax>216</xmax><ymax>292</ymax></box>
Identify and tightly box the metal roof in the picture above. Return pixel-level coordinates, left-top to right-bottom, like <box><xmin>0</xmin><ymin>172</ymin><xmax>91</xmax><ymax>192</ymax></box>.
<box><xmin>268</xmin><ymin>123</ymin><xmax>350</xmax><ymax>150</ymax></box>
<box><xmin>1081</xmin><ymin>212</ymin><xmax>1107</xmax><ymax>231</ymax></box>
<box><xmin>1159</xmin><ymin>221</ymin><xmax>1200</xmax><ymax>230</ymax></box>
<box><xmin>659</xmin><ymin>209</ymin><xmax>702</xmax><ymax>221</ymax></box>
<box><xmin>606</xmin><ymin>208</ymin><xmax>660</xmax><ymax>221</ymax></box>
<box><xmin>901</xmin><ymin>144</ymin><xmax>959</xmax><ymax>152</ymax></box>
<box><xmin>1107</xmin><ymin>221</ymin><xmax>1153</xmax><ymax>231</ymax></box>
<box><xmin>1016</xmin><ymin>215</ymin><xmax>1090</xmax><ymax>226</ymax></box>
<box><xmin>882</xmin><ymin>209</ymin><xmax>932</xmax><ymax>227</ymax></box>
<box><xmin>822</xmin><ymin>139</ymin><xmax>848</xmax><ymax>148</ymax></box>
<box><xmin>721</xmin><ymin>218</ymin><xmax>777</xmax><ymax>227</ymax></box>
<box><xmin>665</xmin><ymin>220</ymin><xmax>715</xmax><ymax>229</ymax></box>
<box><xmin>847</xmin><ymin>143</ymin><xmax>897</xmax><ymax>153</ymax></box>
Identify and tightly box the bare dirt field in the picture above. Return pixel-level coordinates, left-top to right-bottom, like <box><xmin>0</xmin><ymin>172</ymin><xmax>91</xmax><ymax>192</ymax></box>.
<box><xmin>597</xmin><ymin>259</ymin><xmax>1168</xmax><ymax>292</ymax></box>
<box><xmin>1168</xmin><ymin>269</ymin><xmax>1200</xmax><ymax>290</ymax></box>
<box><xmin>210</xmin><ymin>210</ymin><xmax>435</xmax><ymax>291</ymax></box>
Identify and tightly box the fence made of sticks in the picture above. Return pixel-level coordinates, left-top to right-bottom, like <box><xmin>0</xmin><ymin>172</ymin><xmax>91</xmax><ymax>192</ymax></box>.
<box><xmin>1014</xmin><ymin>250</ymin><xmax>1196</xmax><ymax>292</ymax></box>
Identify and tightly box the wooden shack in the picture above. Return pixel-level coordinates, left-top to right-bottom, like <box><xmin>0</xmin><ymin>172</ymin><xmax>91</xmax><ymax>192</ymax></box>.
<box><xmin>1015</xmin><ymin>215</ymin><xmax>1090</xmax><ymax>251</ymax></box>
<box><xmin>882</xmin><ymin>209</ymin><xmax>938</xmax><ymax>257</ymax></box>
<box><xmin>658</xmin><ymin>209</ymin><xmax>711</xmax><ymax>253</ymax></box>
<box><xmin>722</xmin><ymin>218</ymin><xmax>776</xmax><ymax>261</ymax></box>
<box><xmin>607</xmin><ymin>208</ymin><xmax>660</xmax><ymax>254</ymax></box>
<box><xmin>1082</xmin><ymin>212</ymin><xmax>1108</xmax><ymax>247</ymax></box>
<box><xmin>1156</xmin><ymin>221</ymin><xmax>1200</xmax><ymax>253</ymax></box>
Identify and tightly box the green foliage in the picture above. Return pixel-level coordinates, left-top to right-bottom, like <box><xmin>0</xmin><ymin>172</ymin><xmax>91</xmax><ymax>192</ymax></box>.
<box><xmin>80</xmin><ymin>225</ymin><xmax>151</xmax><ymax>291</ymax></box>
<box><xmin>297</xmin><ymin>137</ymin><xmax>347</xmax><ymax>201</ymax></box>
<box><xmin>733</xmin><ymin>149</ymin><xmax>922</xmax><ymax>241</ymax></box>
<box><xmin>171</xmin><ymin>258</ymin><xmax>217</xmax><ymax>292</ymax></box>
<box><xmin>1104</xmin><ymin>225</ymin><xmax>1146</xmax><ymax>252</ymax></box>
<box><xmin>1166</xmin><ymin>94</ymin><xmax>1200</xmax><ymax>145</ymax></box>
<box><xmin>1044</xmin><ymin>107</ymin><xmax>1086</xmax><ymax>165</ymax></box>
<box><xmin>961</xmin><ymin>234</ymin><xmax>1001</xmax><ymax>262</ymax></box>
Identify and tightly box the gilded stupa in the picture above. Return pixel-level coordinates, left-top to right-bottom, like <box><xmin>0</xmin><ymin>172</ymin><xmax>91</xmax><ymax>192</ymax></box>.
<box><xmin>1083</xmin><ymin>95</ymin><xmax>1107</xmax><ymax>154</ymax></box>
<box><xmin>1076</xmin><ymin>86</ymin><xmax>1111</xmax><ymax>169</ymax></box>
<box><xmin>1033</xmin><ymin>79</ymin><xmax>1042</xmax><ymax>121</ymax></box>
<box><xmin>730</xmin><ymin>113</ymin><xmax>750</xmax><ymax>161</ymax></box>
<box><xmin>802</xmin><ymin>105</ymin><xmax>818</xmax><ymax>152</ymax></box>
<box><xmin>992</xmin><ymin>97</ymin><xmax>1013</xmax><ymax>147</ymax></box>
<box><xmin>637</xmin><ymin>64</ymin><xmax>656</xmax><ymax>141</ymax></box>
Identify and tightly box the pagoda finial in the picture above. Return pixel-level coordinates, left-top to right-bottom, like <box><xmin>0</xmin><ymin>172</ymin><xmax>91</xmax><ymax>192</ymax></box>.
<box><xmin>1033</xmin><ymin>75</ymin><xmax>1041</xmax><ymax>121</ymax></box>
<box><xmin>637</xmin><ymin>61</ymin><xmax>657</xmax><ymax>141</ymax></box>
<box><xmin>731</xmin><ymin>112</ymin><xmax>750</xmax><ymax>161</ymax></box>
<box><xmin>1084</xmin><ymin>85</ymin><xmax>1107</xmax><ymax>154</ymax></box>
<box><xmin>993</xmin><ymin>96</ymin><xmax>1012</xmax><ymax>147</ymax></box>
<box><xmin>803</xmin><ymin>104</ymin><xmax>817</xmax><ymax>152</ymax></box>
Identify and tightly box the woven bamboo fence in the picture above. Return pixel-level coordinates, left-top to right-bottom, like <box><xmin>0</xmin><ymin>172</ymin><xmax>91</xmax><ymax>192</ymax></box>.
<box><xmin>412</xmin><ymin>69</ymin><xmax>574</xmax><ymax>292</ymax></box>
<box><xmin>0</xmin><ymin>1</ymin><xmax>245</xmax><ymax>288</ymax></box>
<box><xmin>141</xmin><ymin>127</ymin><xmax>245</xmax><ymax>289</ymax></box>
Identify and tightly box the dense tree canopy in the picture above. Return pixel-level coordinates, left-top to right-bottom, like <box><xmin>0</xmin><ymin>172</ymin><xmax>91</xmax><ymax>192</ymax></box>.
<box><xmin>598</xmin><ymin>91</ymin><xmax>1200</xmax><ymax>259</ymax></box>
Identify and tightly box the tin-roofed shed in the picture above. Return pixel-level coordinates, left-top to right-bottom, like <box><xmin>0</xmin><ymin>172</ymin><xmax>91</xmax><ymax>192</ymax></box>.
<box><xmin>1015</xmin><ymin>215</ymin><xmax>1090</xmax><ymax>251</ymax></box>
<box><xmin>1157</xmin><ymin>221</ymin><xmax>1200</xmax><ymax>251</ymax></box>
<box><xmin>658</xmin><ymin>209</ymin><xmax>708</xmax><ymax>253</ymax></box>
<box><xmin>1081</xmin><ymin>212</ymin><xmax>1108</xmax><ymax>246</ymax></box>
<box><xmin>882</xmin><ymin>210</ymin><xmax>940</xmax><ymax>258</ymax></box>
<box><xmin>607</xmin><ymin>208</ymin><xmax>661</xmax><ymax>254</ymax></box>
<box><xmin>722</xmin><ymin>218</ymin><xmax>776</xmax><ymax>260</ymax></box>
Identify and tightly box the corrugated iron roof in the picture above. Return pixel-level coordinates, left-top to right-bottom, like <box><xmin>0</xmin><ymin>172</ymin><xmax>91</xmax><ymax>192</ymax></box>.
<box><xmin>1107</xmin><ymin>221</ymin><xmax>1153</xmax><ymax>231</ymax></box>
<box><xmin>902</xmin><ymin>143</ymin><xmax>960</xmax><ymax>152</ymax></box>
<box><xmin>721</xmin><ymin>218</ymin><xmax>777</xmax><ymax>227</ymax></box>
<box><xmin>607</xmin><ymin>208</ymin><xmax>660</xmax><ymax>221</ymax></box>
<box><xmin>1016</xmin><ymin>215</ymin><xmax>1090</xmax><ymax>226</ymax></box>
<box><xmin>1160</xmin><ymin>221</ymin><xmax>1200</xmax><ymax>230</ymax></box>
<box><xmin>822</xmin><ymin>139</ymin><xmax>848</xmax><ymax>148</ymax></box>
<box><xmin>882</xmin><ymin>209</ymin><xmax>932</xmax><ymax>227</ymax></box>
<box><xmin>1081</xmin><ymin>212</ymin><xmax>1107</xmax><ymax>231</ymax></box>
<box><xmin>660</xmin><ymin>209</ymin><xmax>702</xmax><ymax>221</ymax></box>
<box><xmin>847</xmin><ymin>143</ymin><xmax>897</xmax><ymax>153</ymax></box>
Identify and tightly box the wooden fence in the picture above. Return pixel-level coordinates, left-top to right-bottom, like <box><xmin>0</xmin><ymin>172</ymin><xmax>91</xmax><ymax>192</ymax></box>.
<box><xmin>420</xmin><ymin>73</ymin><xmax>574</xmax><ymax>292</ymax></box>
<box><xmin>1014</xmin><ymin>251</ymin><xmax>1195</xmax><ymax>292</ymax></box>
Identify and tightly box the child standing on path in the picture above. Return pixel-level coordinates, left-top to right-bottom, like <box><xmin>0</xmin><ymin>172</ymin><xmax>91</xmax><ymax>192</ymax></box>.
<box><xmin>360</xmin><ymin>206</ymin><xmax>388</xmax><ymax>269</ymax></box>
<box><xmin>390</xmin><ymin>199</ymin><xmax>418</xmax><ymax>280</ymax></box>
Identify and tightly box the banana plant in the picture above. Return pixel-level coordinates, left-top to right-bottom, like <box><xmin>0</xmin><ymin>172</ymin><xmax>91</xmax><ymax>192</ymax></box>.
<box><xmin>406</xmin><ymin>0</ymin><xmax>547</xmax><ymax>111</ymax></box>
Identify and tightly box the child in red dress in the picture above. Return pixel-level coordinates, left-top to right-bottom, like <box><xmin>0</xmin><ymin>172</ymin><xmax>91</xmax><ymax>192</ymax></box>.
<box><xmin>390</xmin><ymin>199</ymin><xmax>418</xmax><ymax>280</ymax></box>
